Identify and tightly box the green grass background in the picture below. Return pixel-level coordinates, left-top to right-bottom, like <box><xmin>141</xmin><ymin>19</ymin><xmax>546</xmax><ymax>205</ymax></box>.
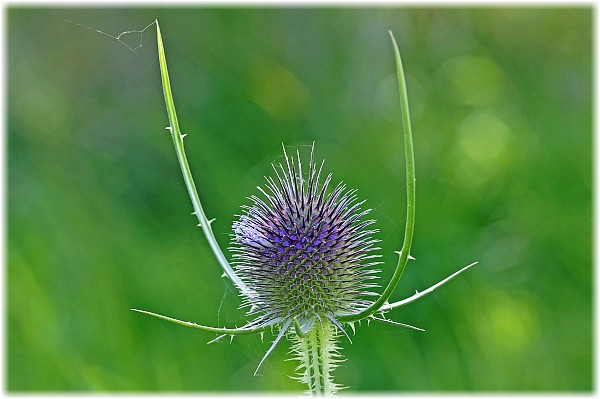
<box><xmin>8</xmin><ymin>7</ymin><xmax>592</xmax><ymax>392</ymax></box>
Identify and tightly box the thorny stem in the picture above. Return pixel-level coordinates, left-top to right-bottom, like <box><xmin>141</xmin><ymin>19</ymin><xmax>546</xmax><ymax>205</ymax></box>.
<box><xmin>308</xmin><ymin>326</ymin><xmax>325</xmax><ymax>395</ymax></box>
<box><xmin>339</xmin><ymin>31</ymin><xmax>415</xmax><ymax>322</ymax></box>
<box><xmin>293</xmin><ymin>319</ymin><xmax>339</xmax><ymax>396</ymax></box>
<box><xmin>156</xmin><ymin>21</ymin><xmax>249</xmax><ymax>295</ymax></box>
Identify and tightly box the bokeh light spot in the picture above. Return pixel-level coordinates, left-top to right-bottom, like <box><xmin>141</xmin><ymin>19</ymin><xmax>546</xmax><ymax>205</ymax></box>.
<box><xmin>250</xmin><ymin>59</ymin><xmax>309</xmax><ymax>121</ymax></box>
<box><xmin>17</xmin><ymin>85</ymin><xmax>70</xmax><ymax>142</ymax></box>
<box><xmin>452</xmin><ymin>110</ymin><xmax>512</xmax><ymax>187</ymax></box>
<box><xmin>440</xmin><ymin>55</ymin><xmax>504</xmax><ymax>105</ymax></box>
<box><xmin>486</xmin><ymin>291</ymin><xmax>540</xmax><ymax>353</ymax></box>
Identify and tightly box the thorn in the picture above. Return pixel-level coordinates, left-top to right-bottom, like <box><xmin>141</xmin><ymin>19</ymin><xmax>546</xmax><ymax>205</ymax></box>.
<box><xmin>207</xmin><ymin>334</ymin><xmax>227</xmax><ymax>344</ymax></box>
<box><xmin>165</xmin><ymin>126</ymin><xmax>172</xmax><ymax>131</ymax></box>
<box><xmin>197</xmin><ymin>218</ymin><xmax>215</xmax><ymax>228</ymax></box>
<box><xmin>348</xmin><ymin>321</ymin><xmax>356</xmax><ymax>335</ymax></box>
<box><xmin>220</xmin><ymin>272</ymin><xmax>227</xmax><ymax>279</ymax></box>
<box><xmin>394</xmin><ymin>250</ymin><xmax>415</xmax><ymax>260</ymax></box>
<box><xmin>230</xmin><ymin>335</ymin><xmax>234</xmax><ymax>343</ymax></box>
<box><xmin>326</xmin><ymin>314</ymin><xmax>352</xmax><ymax>344</ymax></box>
<box><xmin>371</xmin><ymin>316</ymin><xmax>425</xmax><ymax>332</ymax></box>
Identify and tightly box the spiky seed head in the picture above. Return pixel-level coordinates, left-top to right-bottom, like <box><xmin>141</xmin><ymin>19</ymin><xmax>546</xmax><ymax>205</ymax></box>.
<box><xmin>230</xmin><ymin>146</ymin><xmax>381</xmax><ymax>327</ymax></box>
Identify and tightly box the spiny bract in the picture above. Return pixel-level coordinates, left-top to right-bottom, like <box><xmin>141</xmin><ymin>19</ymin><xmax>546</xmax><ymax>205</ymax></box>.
<box><xmin>231</xmin><ymin>146</ymin><xmax>381</xmax><ymax>330</ymax></box>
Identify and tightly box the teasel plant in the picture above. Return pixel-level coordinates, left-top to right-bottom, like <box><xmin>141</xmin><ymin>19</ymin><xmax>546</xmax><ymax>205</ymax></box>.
<box><xmin>133</xmin><ymin>21</ymin><xmax>478</xmax><ymax>395</ymax></box>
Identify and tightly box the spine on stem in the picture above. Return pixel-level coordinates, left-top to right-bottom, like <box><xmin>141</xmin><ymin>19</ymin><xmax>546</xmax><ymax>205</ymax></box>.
<box><xmin>290</xmin><ymin>319</ymin><xmax>343</xmax><ymax>396</ymax></box>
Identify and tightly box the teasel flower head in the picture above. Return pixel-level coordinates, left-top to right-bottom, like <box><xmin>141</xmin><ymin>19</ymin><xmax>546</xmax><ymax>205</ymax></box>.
<box><xmin>231</xmin><ymin>146</ymin><xmax>381</xmax><ymax>330</ymax></box>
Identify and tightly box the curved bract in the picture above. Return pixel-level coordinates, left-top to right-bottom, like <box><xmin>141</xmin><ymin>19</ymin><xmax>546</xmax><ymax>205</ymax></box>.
<box><xmin>131</xmin><ymin>308</ymin><xmax>278</xmax><ymax>335</ymax></box>
<box><xmin>337</xmin><ymin>31</ymin><xmax>416</xmax><ymax>324</ymax></box>
<box><xmin>155</xmin><ymin>21</ymin><xmax>249</xmax><ymax>296</ymax></box>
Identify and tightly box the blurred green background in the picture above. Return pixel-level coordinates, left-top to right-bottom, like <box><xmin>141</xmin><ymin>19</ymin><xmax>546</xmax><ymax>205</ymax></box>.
<box><xmin>8</xmin><ymin>7</ymin><xmax>592</xmax><ymax>392</ymax></box>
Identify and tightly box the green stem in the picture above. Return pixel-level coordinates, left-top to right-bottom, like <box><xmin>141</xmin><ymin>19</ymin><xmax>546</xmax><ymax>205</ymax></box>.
<box><xmin>155</xmin><ymin>21</ymin><xmax>249</xmax><ymax>295</ymax></box>
<box><xmin>293</xmin><ymin>319</ymin><xmax>339</xmax><ymax>396</ymax></box>
<box><xmin>339</xmin><ymin>31</ymin><xmax>415</xmax><ymax>323</ymax></box>
<box><xmin>308</xmin><ymin>326</ymin><xmax>324</xmax><ymax>395</ymax></box>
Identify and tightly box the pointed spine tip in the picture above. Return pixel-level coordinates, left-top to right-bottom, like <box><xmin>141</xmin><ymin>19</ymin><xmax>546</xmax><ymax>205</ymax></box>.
<box><xmin>388</xmin><ymin>30</ymin><xmax>396</xmax><ymax>43</ymax></box>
